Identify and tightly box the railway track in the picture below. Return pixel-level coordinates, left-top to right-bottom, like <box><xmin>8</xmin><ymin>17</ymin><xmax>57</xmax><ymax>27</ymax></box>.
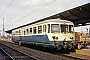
<box><xmin>0</xmin><ymin>42</ymin><xmax>36</xmax><ymax>60</ymax></box>
<box><xmin>0</xmin><ymin>40</ymin><xmax>86</xmax><ymax>60</ymax></box>
<box><xmin>0</xmin><ymin>47</ymin><xmax>15</xmax><ymax>60</ymax></box>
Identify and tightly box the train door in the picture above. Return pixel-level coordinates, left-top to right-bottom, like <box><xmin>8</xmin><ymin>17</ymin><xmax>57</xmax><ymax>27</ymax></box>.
<box><xmin>43</xmin><ymin>24</ymin><xmax>46</xmax><ymax>34</ymax></box>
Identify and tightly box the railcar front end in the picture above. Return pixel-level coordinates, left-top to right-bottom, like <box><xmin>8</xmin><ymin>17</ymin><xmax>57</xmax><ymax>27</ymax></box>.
<box><xmin>46</xmin><ymin>24</ymin><xmax>75</xmax><ymax>51</ymax></box>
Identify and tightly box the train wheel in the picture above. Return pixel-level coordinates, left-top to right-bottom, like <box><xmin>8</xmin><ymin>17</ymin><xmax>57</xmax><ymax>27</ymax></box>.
<box><xmin>71</xmin><ymin>47</ymin><xmax>75</xmax><ymax>52</ymax></box>
<box><xmin>14</xmin><ymin>42</ymin><xmax>19</xmax><ymax>45</ymax></box>
<box><xmin>19</xmin><ymin>41</ymin><xmax>21</xmax><ymax>46</ymax></box>
<box><xmin>58</xmin><ymin>45</ymin><xmax>62</xmax><ymax>50</ymax></box>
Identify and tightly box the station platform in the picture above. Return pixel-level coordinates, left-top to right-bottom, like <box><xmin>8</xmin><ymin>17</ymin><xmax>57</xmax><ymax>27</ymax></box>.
<box><xmin>76</xmin><ymin>49</ymin><xmax>90</xmax><ymax>56</ymax></box>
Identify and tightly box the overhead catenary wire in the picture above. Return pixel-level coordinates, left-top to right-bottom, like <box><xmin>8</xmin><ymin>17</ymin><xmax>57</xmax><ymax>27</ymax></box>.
<box><xmin>0</xmin><ymin>0</ymin><xmax>37</xmax><ymax>20</ymax></box>
<box><xmin>4</xmin><ymin>0</ymin><xmax>56</xmax><ymax>29</ymax></box>
<box><xmin>0</xmin><ymin>10</ymin><xmax>38</xmax><ymax>19</ymax></box>
<box><xmin>9</xmin><ymin>0</ymin><xmax>56</xmax><ymax>26</ymax></box>
<box><xmin>0</xmin><ymin>12</ymin><xmax>38</xmax><ymax>26</ymax></box>
<box><xmin>6</xmin><ymin>12</ymin><xmax>38</xmax><ymax>19</ymax></box>
<box><xmin>0</xmin><ymin>0</ymin><xmax>13</xmax><ymax>18</ymax></box>
<box><xmin>17</xmin><ymin>0</ymin><xmax>33</xmax><ymax>13</ymax></box>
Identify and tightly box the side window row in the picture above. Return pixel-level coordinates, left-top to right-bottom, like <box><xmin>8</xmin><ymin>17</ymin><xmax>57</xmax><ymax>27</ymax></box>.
<box><xmin>12</xmin><ymin>25</ymin><xmax>47</xmax><ymax>35</ymax></box>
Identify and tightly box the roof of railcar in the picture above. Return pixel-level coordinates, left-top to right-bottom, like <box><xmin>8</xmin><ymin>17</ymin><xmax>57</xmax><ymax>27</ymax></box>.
<box><xmin>5</xmin><ymin>2</ymin><xmax>90</xmax><ymax>33</ymax></box>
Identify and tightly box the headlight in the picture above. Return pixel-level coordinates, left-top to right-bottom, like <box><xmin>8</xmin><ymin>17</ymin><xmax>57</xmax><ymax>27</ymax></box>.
<box><xmin>55</xmin><ymin>37</ymin><xmax>58</xmax><ymax>40</ymax></box>
<box><xmin>70</xmin><ymin>37</ymin><xmax>74</xmax><ymax>40</ymax></box>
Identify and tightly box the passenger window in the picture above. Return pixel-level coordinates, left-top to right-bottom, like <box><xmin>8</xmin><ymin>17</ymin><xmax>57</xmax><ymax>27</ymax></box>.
<box><xmin>12</xmin><ymin>32</ymin><xmax>15</xmax><ymax>35</ymax></box>
<box><xmin>16</xmin><ymin>31</ymin><xmax>18</xmax><ymax>35</ymax></box>
<box><xmin>21</xmin><ymin>30</ymin><xmax>23</xmax><ymax>35</ymax></box>
<box><xmin>19</xmin><ymin>30</ymin><xmax>21</xmax><ymax>35</ymax></box>
<box><xmin>33</xmin><ymin>27</ymin><xmax>36</xmax><ymax>34</ymax></box>
<box><xmin>26</xmin><ymin>29</ymin><xmax>29</xmax><ymax>34</ymax></box>
<box><xmin>24</xmin><ymin>31</ymin><xmax>26</xmax><ymax>35</ymax></box>
<box><xmin>38</xmin><ymin>26</ymin><xmax>42</xmax><ymax>34</ymax></box>
<box><xmin>30</xmin><ymin>28</ymin><xmax>32</xmax><ymax>34</ymax></box>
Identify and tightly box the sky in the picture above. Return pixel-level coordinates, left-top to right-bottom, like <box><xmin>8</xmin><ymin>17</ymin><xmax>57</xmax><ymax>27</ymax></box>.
<box><xmin>0</xmin><ymin>0</ymin><xmax>90</xmax><ymax>34</ymax></box>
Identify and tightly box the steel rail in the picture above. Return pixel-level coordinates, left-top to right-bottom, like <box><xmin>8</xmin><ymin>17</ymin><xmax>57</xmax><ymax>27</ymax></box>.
<box><xmin>0</xmin><ymin>47</ymin><xmax>15</xmax><ymax>60</ymax></box>
<box><xmin>0</xmin><ymin>41</ymin><xmax>37</xmax><ymax>60</ymax></box>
